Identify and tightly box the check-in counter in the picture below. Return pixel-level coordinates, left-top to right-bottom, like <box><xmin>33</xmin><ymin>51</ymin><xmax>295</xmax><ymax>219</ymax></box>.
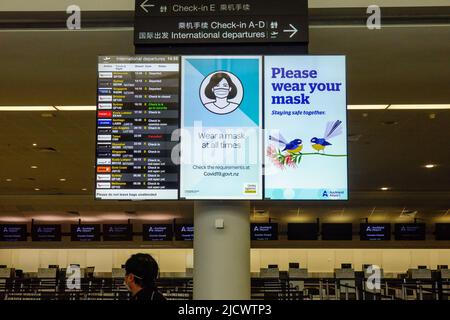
<box><xmin>260</xmin><ymin>268</ymin><xmax>280</xmax><ymax>279</ymax></box>
<box><xmin>0</xmin><ymin>268</ymin><xmax>14</xmax><ymax>289</ymax></box>
<box><xmin>0</xmin><ymin>268</ymin><xmax>14</xmax><ymax>279</ymax></box>
<box><xmin>37</xmin><ymin>268</ymin><xmax>57</xmax><ymax>279</ymax></box>
<box><xmin>440</xmin><ymin>269</ymin><xmax>450</xmax><ymax>280</ymax></box>
<box><xmin>289</xmin><ymin>268</ymin><xmax>308</xmax><ymax>279</ymax></box>
<box><xmin>112</xmin><ymin>268</ymin><xmax>126</xmax><ymax>279</ymax></box>
<box><xmin>407</xmin><ymin>269</ymin><xmax>432</xmax><ymax>280</ymax></box>
<box><xmin>36</xmin><ymin>268</ymin><xmax>58</xmax><ymax>295</ymax></box>
<box><xmin>288</xmin><ymin>268</ymin><xmax>308</xmax><ymax>292</ymax></box>
<box><xmin>440</xmin><ymin>269</ymin><xmax>450</xmax><ymax>300</ymax></box>
<box><xmin>160</xmin><ymin>272</ymin><xmax>193</xmax><ymax>279</ymax></box>
<box><xmin>406</xmin><ymin>269</ymin><xmax>433</xmax><ymax>300</ymax></box>
<box><xmin>334</xmin><ymin>268</ymin><xmax>356</xmax><ymax>295</ymax></box>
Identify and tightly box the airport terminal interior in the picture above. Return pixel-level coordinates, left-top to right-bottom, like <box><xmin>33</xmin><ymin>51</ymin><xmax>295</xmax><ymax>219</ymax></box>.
<box><xmin>0</xmin><ymin>0</ymin><xmax>450</xmax><ymax>301</ymax></box>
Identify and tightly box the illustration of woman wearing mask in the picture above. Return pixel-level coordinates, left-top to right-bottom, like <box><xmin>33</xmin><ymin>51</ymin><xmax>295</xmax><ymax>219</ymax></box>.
<box><xmin>202</xmin><ymin>72</ymin><xmax>242</xmax><ymax>115</ymax></box>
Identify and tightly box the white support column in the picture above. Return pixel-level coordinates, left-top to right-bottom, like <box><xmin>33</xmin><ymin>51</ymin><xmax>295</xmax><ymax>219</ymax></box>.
<box><xmin>193</xmin><ymin>201</ymin><xmax>251</xmax><ymax>300</ymax></box>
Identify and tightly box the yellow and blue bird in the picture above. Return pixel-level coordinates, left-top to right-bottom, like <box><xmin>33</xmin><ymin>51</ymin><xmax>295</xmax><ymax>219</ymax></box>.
<box><xmin>311</xmin><ymin>120</ymin><xmax>343</xmax><ymax>153</ymax></box>
<box><xmin>269</xmin><ymin>134</ymin><xmax>303</xmax><ymax>154</ymax></box>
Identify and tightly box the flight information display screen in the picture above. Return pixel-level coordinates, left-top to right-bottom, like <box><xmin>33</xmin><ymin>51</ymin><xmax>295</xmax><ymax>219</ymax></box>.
<box><xmin>95</xmin><ymin>55</ymin><xmax>347</xmax><ymax>201</ymax></box>
<box><xmin>95</xmin><ymin>56</ymin><xmax>180</xmax><ymax>200</ymax></box>
<box><xmin>31</xmin><ymin>224</ymin><xmax>61</xmax><ymax>242</ymax></box>
<box><xmin>0</xmin><ymin>224</ymin><xmax>27</xmax><ymax>242</ymax></box>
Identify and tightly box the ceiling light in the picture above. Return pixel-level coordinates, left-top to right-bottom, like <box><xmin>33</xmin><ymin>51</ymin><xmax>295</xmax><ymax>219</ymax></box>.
<box><xmin>59</xmin><ymin>178</ymin><xmax>67</xmax><ymax>182</ymax></box>
<box><xmin>32</xmin><ymin>143</ymin><xmax>37</xmax><ymax>147</ymax></box>
<box><xmin>55</xmin><ymin>106</ymin><xmax>96</xmax><ymax>111</ymax></box>
<box><xmin>81</xmin><ymin>188</ymin><xmax>87</xmax><ymax>191</ymax></box>
<box><xmin>424</xmin><ymin>164</ymin><xmax>436</xmax><ymax>169</ymax></box>
<box><xmin>347</xmin><ymin>105</ymin><xmax>388</xmax><ymax>110</ymax></box>
<box><xmin>34</xmin><ymin>188</ymin><xmax>40</xmax><ymax>191</ymax></box>
<box><xmin>380</xmin><ymin>187</ymin><xmax>389</xmax><ymax>191</ymax></box>
<box><xmin>5</xmin><ymin>179</ymin><xmax>12</xmax><ymax>182</ymax></box>
<box><xmin>388</xmin><ymin>104</ymin><xmax>450</xmax><ymax>110</ymax></box>
<box><xmin>41</xmin><ymin>113</ymin><xmax>56</xmax><ymax>118</ymax></box>
<box><xmin>30</xmin><ymin>165</ymin><xmax>38</xmax><ymax>169</ymax></box>
<box><xmin>381</xmin><ymin>121</ymin><xmax>399</xmax><ymax>126</ymax></box>
<box><xmin>0</xmin><ymin>106</ymin><xmax>56</xmax><ymax>111</ymax></box>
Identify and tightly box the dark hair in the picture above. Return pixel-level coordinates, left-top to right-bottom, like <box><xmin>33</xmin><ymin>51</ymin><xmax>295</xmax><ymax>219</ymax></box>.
<box><xmin>204</xmin><ymin>72</ymin><xmax>238</xmax><ymax>100</ymax></box>
<box><xmin>125</xmin><ymin>253</ymin><xmax>159</xmax><ymax>288</ymax></box>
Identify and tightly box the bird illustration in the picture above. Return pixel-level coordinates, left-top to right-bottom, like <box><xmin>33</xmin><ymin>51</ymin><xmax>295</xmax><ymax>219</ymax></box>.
<box><xmin>311</xmin><ymin>120</ymin><xmax>343</xmax><ymax>152</ymax></box>
<box><xmin>269</xmin><ymin>133</ymin><xmax>303</xmax><ymax>154</ymax></box>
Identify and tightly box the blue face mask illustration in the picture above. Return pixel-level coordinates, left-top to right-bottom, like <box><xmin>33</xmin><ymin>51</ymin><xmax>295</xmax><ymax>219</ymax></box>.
<box><xmin>212</xmin><ymin>79</ymin><xmax>231</xmax><ymax>99</ymax></box>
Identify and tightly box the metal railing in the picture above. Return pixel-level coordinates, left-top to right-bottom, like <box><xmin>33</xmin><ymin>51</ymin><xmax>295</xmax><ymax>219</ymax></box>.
<box><xmin>0</xmin><ymin>277</ymin><xmax>449</xmax><ymax>301</ymax></box>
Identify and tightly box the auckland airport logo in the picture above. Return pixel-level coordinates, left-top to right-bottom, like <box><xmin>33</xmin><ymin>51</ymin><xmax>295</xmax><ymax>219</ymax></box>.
<box><xmin>320</xmin><ymin>190</ymin><xmax>345</xmax><ymax>199</ymax></box>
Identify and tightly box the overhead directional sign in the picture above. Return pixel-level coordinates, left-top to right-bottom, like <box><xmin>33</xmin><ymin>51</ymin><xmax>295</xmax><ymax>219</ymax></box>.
<box><xmin>283</xmin><ymin>24</ymin><xmax>298</xmax><ymax>38</ymax></box>
<box><xmin>134</xmin><ymin>0</ymin><xmax>308</xmax><ymax>45</ymax></box>
<box><xmin>140</xmin><ymin>0</ymin><xmax>155</xmax><ymax>13</ymax></box>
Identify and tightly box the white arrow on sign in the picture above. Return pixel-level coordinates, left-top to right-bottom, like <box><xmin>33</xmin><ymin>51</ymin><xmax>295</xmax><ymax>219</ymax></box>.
<box><xmin>140</xmin><ymin>0</ymin><xmax>155</xmax><ymax>13</ymax></box>
<box><xmin>283</xmin><ymin>24</ymin><xmax>298</xmax><ymax>38</ymax></box>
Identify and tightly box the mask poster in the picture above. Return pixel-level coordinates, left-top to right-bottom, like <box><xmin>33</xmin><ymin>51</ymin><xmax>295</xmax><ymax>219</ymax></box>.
<box><xmin>264</xmin><ymin>56</ymin><xmax>348</xmax><ymax>200</ymax></box>
<box><xmin>180</xmin><ymin>56</ymin><xmax>262</xmax><ymax>199</ymax></box>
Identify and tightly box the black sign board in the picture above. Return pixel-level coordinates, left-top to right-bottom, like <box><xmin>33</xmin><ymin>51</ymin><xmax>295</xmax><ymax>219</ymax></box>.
<box><xmin>287</xmin><ymin>223</ymin><xmax>318</xmax><ymax>240</ymax></box>
<box><xmin>394</xmin><ymin>223</ymin><xmax>426</xmax><ymax>241</ymax></box>
<box><xmin>435</xmin><ymin>223</ymin><xmax>450</xmax><ymax>241</ymax></box>
<box><xmin>103</xmin><ymin>224</ymin><xmax>133</xmax><ymax>241</ymax></box>
<box><xmin>95</xmin><ymin>56</ymin><xmax>180</xmax><ymax>200</ymax></box>
<box><xmin>32</xmin><ymin>224</ymin><xmax>61</xmax><ymax>242</ymax></box>
<box><xmin>0</xmin><ymin>224</ymin><xmax>27</xmax><ymax>242</ymax></box>
<box><xmin>321</xmin><ymin>223</ymin><xmax>353</xmax><ymax>241</ymax></box>
<box><xmin>360</xmin><ymin>223</ymin><xmax>391</xmax><ymax>241</ymax></box>
<box><xmin>174</xmin><ymin>224</ymin><xmax>194</xmax><ymax>241</ymax></box>
<box><xmin>143</xmin><ymin>224</ymin><xmax>173</xmax><ymax>241</ymax></box>
<box><xmin>71</xmin><ymin>224</ymin><xmax>101</xmax><ymax>242</ymax></box>
<box><xmin>251</xmin><ymin>223</ymin><xmax>278</xmax><ymax>241</ymax></box>
<box><xmin>134</xmin><ymin>0</ymin><xmax>308</xmax><ymax>45</ymax></box>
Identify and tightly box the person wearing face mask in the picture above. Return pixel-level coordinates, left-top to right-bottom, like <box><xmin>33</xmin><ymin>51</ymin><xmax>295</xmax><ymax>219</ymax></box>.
<box><xmin>124</xmin><ymin>253</ymin><xmax>166</xmax><ymax>301</ymax></box>
<box><xmin>203</xmin><ymin>72</ymin><xmax>240</xmax><ymax>114</ymax></box>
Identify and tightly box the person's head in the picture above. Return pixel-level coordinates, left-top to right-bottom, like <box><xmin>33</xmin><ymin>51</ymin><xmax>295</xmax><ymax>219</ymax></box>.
<box><xmin>124</xmin><ymin>253</ymin><xmax>159</xmax><ymax>293</ymax></box>
<box><xmin>204</xmin><ymin>72</ymin><xmax>238</xmax><ymax>100</ymax></box>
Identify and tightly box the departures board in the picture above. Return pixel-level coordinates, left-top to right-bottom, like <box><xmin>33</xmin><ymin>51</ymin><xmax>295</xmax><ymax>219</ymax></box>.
<box><xmin>95</xmin><ymin>56</ymin><xmax>180</xmax><ymax>200</ymax></box>
<box><xmin>95</xmin><ymin>55</ymin><xmax>348</xmax><ymax>201</ymax></box>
